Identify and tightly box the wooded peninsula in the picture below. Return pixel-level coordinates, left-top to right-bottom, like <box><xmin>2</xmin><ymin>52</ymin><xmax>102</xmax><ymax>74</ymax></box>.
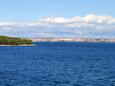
<box><xmin>0</xmin><ymin>36</ymin><xmax>32</xmax><ymax>45</ymax></box>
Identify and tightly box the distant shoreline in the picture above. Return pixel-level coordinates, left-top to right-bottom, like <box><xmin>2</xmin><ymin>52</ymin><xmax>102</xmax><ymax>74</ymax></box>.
<box><xmin>0</xmin><ymin>44</ymin><xmax>35</xmax><ymax>46</ymax></box>
<box><xmin>27</xmin><ymin>38</ymin><xmax>115</xmax><ymax>43</ymax></box>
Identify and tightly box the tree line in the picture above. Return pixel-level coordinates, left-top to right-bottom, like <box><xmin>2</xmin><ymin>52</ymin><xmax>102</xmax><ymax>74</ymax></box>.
<box><xmin>0</xmin><ymin>36</ymin><xmax>32</xmax><ymax>45</ymax></box>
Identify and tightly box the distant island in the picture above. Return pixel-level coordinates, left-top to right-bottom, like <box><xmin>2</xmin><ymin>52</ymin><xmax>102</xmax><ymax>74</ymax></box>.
<box><xmin>0</xmin><ymin>35</ymin><xmax>115</xmax><ymax>46</ymax></box>
<box><xmin>0</xmin><ymin>36</ymin><xmax>32</xmax><ymax>45</ymax></box>
<box><xmin>29</xmin><ymin>38</ymin><xmax>115</xmax><ymax>43</ymax></box>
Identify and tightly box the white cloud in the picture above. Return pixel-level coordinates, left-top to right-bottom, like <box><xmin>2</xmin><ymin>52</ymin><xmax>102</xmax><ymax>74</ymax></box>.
<box><xmin>0</xmin><ymin>14</ymin><xmax>115</xmax><ymax>38</ymax></box>
<box><xmin>38</xmin><ymin>16</ymin><xmax>74</xmax><ymax>24</ymax></box>
<box><xmin>35</xmin><ymin>14</ymin><xmax>115</xmax><ymax>25</ymax></box>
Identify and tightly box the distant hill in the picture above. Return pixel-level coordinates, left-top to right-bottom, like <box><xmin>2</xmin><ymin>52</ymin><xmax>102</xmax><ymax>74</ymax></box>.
<box><xmin>0</xmin><ymin>36</ymin><xmax>32</xmax><ymax>45</ymax></box>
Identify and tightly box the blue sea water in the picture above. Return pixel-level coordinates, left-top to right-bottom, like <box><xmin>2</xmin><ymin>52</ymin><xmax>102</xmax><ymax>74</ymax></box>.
<box><xmin>0</xmin><ymin>42</ymin><xmax>115</xmax><ymax>86</ymax></box>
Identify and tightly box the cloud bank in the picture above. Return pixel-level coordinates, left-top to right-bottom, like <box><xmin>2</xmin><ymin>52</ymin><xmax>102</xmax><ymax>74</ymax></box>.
<box><xmin>0</xmin><ymin>14</ymin><xmax>115</xmax><ymax>38</ymax></box>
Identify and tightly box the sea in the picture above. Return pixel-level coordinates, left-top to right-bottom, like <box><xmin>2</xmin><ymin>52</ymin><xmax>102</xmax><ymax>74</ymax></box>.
<box><xmin>0</xmin><ymin>42</ymin><xmax>115</xmax><ymax>86</ymax></box>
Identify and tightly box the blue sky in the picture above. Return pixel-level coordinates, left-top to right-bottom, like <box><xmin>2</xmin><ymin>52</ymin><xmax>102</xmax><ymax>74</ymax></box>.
<box><xmin>0</xmin><ymin>0</ymin><xmax>115</xmax><ymax>21</ymax></box>
<box><xmin>0</xmin><ymin>0</ymin><xmax>115</xmax><ymax>38</ymax></box>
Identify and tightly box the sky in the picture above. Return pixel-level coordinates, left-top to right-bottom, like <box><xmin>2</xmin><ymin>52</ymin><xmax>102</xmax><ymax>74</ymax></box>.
<box><xmin>0</xmin><ymin>0</ymin><xmax>115</xmax><ymax>38</ymax></box>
